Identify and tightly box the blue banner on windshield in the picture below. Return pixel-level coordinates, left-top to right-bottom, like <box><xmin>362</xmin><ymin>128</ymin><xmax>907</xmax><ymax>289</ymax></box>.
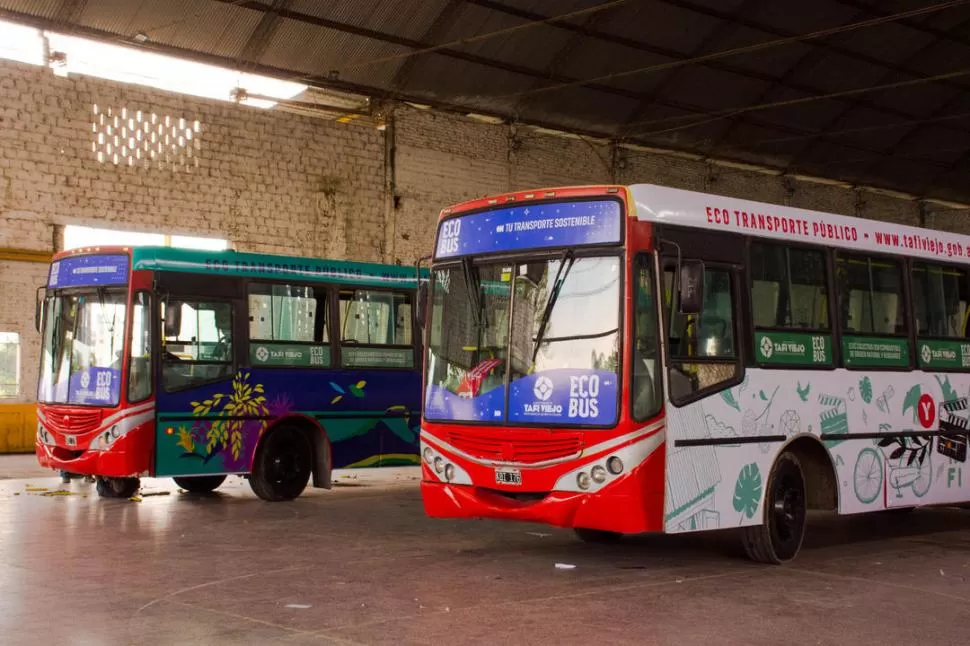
<box><xmin>435</xmin><ymin>199</ymin><xmax>622</xmax><ymax>259</ymax></box>
<box><xmin>49</xmin><ymin>254</ymin><xmax>129</xmax><ymax>289</ymax></box>
<box><xmin>68</xmin><ymin>367</ymin><xmax>121</xmax><ymax>406</ymax></box>
<box><xmin>425</xmin><ymin>369</ymin><xmax>617</xmax><ymax>426</ymax></box>
<box><xmin>508</xmin><ymin>369</ymin><xmax>617</xmax><ymax>425</ymax></box>
<box><xmin>425</xmin><ymin>384</ymin><xmax>506</xmax><ymax>422</ymax></box>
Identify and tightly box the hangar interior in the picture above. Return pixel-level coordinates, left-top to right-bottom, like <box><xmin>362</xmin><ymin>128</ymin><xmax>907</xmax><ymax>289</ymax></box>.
<box><xmin>2</xmin><ymin>1</ymin><xmax>970</xmax><ymax>644</ymax></box>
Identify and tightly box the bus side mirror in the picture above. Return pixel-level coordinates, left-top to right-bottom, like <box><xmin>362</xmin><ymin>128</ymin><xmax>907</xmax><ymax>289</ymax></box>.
<box><xmin>164</xmin><ymin>303</ymin><xmax>182</xmax><ymax>338</ymax></box>
<box><xmin>35</xmin><ymin>287</ymin><xmax>45</xmax><ymax>332</ymax></box>
<box><xmin>678</xmin><ymin>261</ymin><xmax>704</xmax><ymax>314</ymax></box>
<box><xmin>416</xmin><ymin>282</ymin><xmax>429</xmax><ymax>330</ymax></box>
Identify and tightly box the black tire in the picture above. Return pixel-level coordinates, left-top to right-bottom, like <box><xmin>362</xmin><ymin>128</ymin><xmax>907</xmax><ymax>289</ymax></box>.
<box><xmin>96</xmin><ymin>477</ymin><xmax>140</xmax><ymax>499</ymax></box>
<box><xmin>174</xmin><ymin>475</ymin><xmax>227</xmax><ymax>494</ymax></box>
<box><xmin>741</xmin><ymin>451</ymin><xmax>807</xmax><ymax>564</ymax></box>
<box><xmin>574</xmin><ymin>528</ymin><xmax>623</xmax><ymax>543</ymax></box>
<box><xmin>249</xmin><ymin>426</ymin><xmax>312</xmax><ymax>502</ymax></box>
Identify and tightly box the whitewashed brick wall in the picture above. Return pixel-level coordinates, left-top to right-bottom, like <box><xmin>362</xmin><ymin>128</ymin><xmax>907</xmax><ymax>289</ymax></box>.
<box><xmin>2</xmin><ymin>58</ymin><xmax>967</xmax><ymax>401</ymax></box>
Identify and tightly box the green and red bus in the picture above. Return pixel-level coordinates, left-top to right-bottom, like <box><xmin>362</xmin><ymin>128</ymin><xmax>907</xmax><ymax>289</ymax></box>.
<box><xmin>37</xmin><ymin>245</ymin><xmax>423</xmax><ymax>499</ymax></box>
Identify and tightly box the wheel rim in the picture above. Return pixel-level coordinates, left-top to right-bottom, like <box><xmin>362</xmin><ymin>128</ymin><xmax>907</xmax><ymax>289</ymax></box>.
<box><xmin>769</xmin><ymin>468</ymin><xmax>805</xmax><ymax>557</ymax></box>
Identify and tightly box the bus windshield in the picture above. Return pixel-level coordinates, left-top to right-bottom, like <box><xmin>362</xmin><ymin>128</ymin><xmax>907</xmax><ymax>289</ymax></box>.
<box><xmin>38</xmin><ymin>289</ymin><xmax>127</xmax><ymax>406</ymax></box>
<box><xmin>424</xmin><ymin>254</ymin><xmax>621</xmax><ymax>426</ymax></box>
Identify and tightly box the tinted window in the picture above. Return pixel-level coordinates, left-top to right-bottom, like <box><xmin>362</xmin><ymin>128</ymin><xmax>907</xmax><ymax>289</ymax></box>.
<box><xmin>750</xmin><ymin>243</ymin><xmax>828</xmax><ymax>330</ymax></box>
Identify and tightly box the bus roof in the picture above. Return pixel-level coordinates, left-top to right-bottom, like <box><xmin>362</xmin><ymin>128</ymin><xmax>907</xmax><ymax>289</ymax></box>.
<box><xmin>129</xmin><ymin>247</ymin><xmax>423</xmax><ymax>288</ymax></box>
<box><xmin>43</xmin><ymin>246</ymin><xmax>423</xmax><ymax>288</ymax></box>
<box><xmin>629</xmin><ymin>183</ymin><xmax>970</xmax><ymax>263</ymax></box>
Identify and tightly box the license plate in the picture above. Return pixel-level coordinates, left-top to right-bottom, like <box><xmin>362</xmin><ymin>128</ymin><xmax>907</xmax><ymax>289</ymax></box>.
<box><xmin>495</xmin><ymin>467</ymin><xmax>521</xmax><ymax>486</ymax></box>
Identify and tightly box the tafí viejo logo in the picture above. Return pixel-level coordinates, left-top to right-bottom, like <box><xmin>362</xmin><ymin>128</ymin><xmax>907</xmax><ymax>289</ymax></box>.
<box><xmin>760</xmin><ymin>336</ymin><xmax>774</xmax><ymax>359</ymax></box>
<box><xmin>533</xmin><ymin>376</ymin><xmax>553</xmax><ymax>401</ymax></box>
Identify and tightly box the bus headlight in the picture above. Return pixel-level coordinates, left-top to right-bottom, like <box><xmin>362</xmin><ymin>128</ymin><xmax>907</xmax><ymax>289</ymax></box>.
<box><xmin>607</xmin><ymin>456</ymin><xmax>624</xmax><ymax>475</ymax></box>
<box><xmin>576</xmin><ymin>472</ymin><xmax>591</xmax><ymax>490</ymax></box>
<box><xmin>110</xmin><ymin>425</ymin><xmax>120</xmax><ymax>439</ymax></box>
<box><xmin>433</xmin><ymin>457</ymin><xmax>445</xmax><ymax>474</ymax></box>
<box><xmin>590</xmin><ymin>465</ymin><xmax>607</xmax><ymax>484</ymax></box>
<box><xmin>444</xmin><ymin>464</ymin><xmax>455</xmax><ymax>482</ymax></box>
<box><xmin>423</xmin><ymin>447</ymin><xmax>433</xmax><ymax>463</ymax></box>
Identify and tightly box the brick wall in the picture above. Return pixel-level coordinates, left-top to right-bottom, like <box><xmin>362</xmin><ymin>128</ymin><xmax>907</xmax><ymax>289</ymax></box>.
<box><xmin>2</xmin><ymin>58</ymin><xmax>969</xmax><ymax>401</ymax></box>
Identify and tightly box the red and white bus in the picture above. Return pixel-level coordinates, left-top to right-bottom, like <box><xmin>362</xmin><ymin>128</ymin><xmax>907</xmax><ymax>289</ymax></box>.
<box><xmin>419</xmin><ymin>183</ymin><xmax>970</xmax><ymax>563</ymax></box>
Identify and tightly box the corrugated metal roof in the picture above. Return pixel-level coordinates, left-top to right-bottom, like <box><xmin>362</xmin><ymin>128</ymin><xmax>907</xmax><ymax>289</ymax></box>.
<box><xmin>4</xmin><ymin>0</ymin><xmax>970</xmax><ymax>202</ymax></box>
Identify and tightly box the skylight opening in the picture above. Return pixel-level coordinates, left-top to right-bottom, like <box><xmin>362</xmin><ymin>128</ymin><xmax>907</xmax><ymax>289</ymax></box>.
<box><xmin>0</xmin><ymin>18</ymin><xmax>307</xmax><ymax>109</ymax></box>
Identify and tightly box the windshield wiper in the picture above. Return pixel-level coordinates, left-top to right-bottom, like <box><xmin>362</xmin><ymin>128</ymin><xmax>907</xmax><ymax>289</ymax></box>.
<box><xmin>531</xmin><ymin>249</ymin><xmax>575</xmax><ymax>363</ymax></box>
<box><xmin>460</xmin><ymin>258</ymin><xmax>485</xmax><ymax>328</ymax></box>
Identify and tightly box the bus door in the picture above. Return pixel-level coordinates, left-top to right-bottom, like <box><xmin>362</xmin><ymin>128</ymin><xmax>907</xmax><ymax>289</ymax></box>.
<box><xmin>657</xmin><ymin>227</ymin><xmax>746</xmax><ymax>405</ymax></box>
<box><xmin>334</xmin><ymin>286</ymin><xmax>421</xmax><ymax>468</ymax></box>
<box><xmin>153</xmin><ymin>273</ymin><xmax>248</xmax><ymax>478</ymax></box>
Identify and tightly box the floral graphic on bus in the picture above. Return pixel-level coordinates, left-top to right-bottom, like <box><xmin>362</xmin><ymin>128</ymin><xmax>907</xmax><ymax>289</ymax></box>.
<box><xmin>878</xmin><ymin>432</ymin><xmax>933</xmax><ymax>499</ymax></box>
<box><xmin>859</xmin><ymin>377</ymin><xmax>873</xmax><ymax>404</ymax></box>
<box><xmin>192</xmin><ymin>371</ymin><xmax>269</xmax><ymax>461</ymax></box>
<box><xmin>732</xmin><ymin>463</ymin><xmax>762</xmax><ymax>521</ymax></box>
<box><xmin>167</xmin><ymin>371</ymin><xmax>272</xmax><ymax>471</ymax></box>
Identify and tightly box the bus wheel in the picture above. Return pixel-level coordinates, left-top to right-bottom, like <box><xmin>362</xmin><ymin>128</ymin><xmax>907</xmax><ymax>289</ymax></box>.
<box><xmin>96</xmin><ymin>477</ymin><xmax>140</xmax><ymax>499</ymax></box>
<box><xmin>174</xmin><ymin>475</ymin><xmax>226</xmax><ymax>494</ymax></box>
<box><xmin>741</xmin><ymin>451</ymin><xmax>806</xmax><ymax>564</ymax></box>
<box><xmin>249</xmin><ymin>426</ymin><xmax>311</xmax><ymax>502</ymax></box>
<box><xmin>574</xmin><ymin>528</ymin><xmax>623</xmax><ymax>543</ymax></box>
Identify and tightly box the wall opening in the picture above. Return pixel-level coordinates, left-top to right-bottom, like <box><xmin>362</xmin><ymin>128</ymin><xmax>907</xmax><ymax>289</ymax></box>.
<box><xmin>0</xmin><ymin>332</ymin><xmax>20</xmax><ymax>400</ymax></box>
<box><xmin>63</xmin><ymin>225</ymin><xmax>228</xmax><ymax>251</ymax></box>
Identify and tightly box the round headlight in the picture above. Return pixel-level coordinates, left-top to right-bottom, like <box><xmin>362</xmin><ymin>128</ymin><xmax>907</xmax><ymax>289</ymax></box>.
<box><xmin>576</xmin><ymin>472</ymin><xmax>591</xmax><ymax>490</ymax></box>
<box><xmin>591</xmin><ymin>465</ymin><xmax>607</xmax><ymax>484</ymax></box>
<box><xmin>110</xmin><ymin>425</ymin><xmax>120</xmax><ymax>439</ymax></box>
<box><xmin>433</xmin><ymin>457</ymin><xmax>444</xmax><ymax>474</ymax></box>
<box><xmin>444</xmin><ymin>464</ymin><xmax>455</xmax><ymax>482</ymax></box>
<box><xmin>607</xmin><ymin>456</ymin><xmax>624</xmax><ymax>475</ymax></box>
<box><xmin>423</xmin><ymin>447</ymin><xmax>433</xmax><ymax>463</ymax></box>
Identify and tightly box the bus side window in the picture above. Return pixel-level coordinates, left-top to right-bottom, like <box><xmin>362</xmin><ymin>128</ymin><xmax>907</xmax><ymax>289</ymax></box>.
<box><xmin>338</xmin><ymin>289</ymin><xmax>415</xmax><ymax>369</ymax></box>
<box><xmin>161</xmin><ymin>300</ymin><xmax>234</xmax><ymax>391</ymax></box>
<box><xmin>664</xmin><ymin>263</ymin><xmax>740</xmax><ymax>403</ymax></box>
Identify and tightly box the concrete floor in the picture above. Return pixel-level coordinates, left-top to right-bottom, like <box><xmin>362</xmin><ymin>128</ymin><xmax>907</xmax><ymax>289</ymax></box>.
<box><xmin>1</xmin><ymin>457</ymin><xmax>969</xmax><ymax>645</ymax></box>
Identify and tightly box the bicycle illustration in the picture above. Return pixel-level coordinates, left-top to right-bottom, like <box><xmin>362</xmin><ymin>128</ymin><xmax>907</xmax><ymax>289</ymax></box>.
<box><xmin>887</xmin><ymin>451</ymin><xmax>932</xmax><ymax>498</ymax></box>
<box><xmin>854</xmin><ymin>435</ymin><xmax>934</xmax><ymax>504</ymax></box>
<box><xmin>853</xmin><ymin>447</ymin><xmax>883</xmax><ymax>504</ymax></box>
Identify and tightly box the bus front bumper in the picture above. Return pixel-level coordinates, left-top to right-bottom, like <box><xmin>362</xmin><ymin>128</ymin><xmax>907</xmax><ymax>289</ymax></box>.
<box><xmin>420</xmin><ymin>456</ymin><xmax>664</xmax><ymax>535</ymax></box>
<box><xmin>36</xmin><ymin>428</ymin><xmax>153</xmax><ymax>478</ymax></box>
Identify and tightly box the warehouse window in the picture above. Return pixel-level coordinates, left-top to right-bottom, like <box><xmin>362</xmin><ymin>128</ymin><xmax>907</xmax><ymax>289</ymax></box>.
<box><xmin>63</xmin><ymin>225</ymin><xmax>228</xmax><ymax>251</ymax></box>
<box><xmin>0</xmin><ymin>333</ymin><xmax>20</xmax><ymax>399</ymax></box>
<box><xmin>0</xmin><ymin>20</ymin><xmax>43</xmax><ymax>66</ymax></box>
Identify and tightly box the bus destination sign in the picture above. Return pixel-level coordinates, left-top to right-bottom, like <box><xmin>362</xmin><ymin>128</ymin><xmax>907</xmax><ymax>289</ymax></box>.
<box><xmin>435</xmin><ymin>199</ymin><xmax>622</xmax><ymax>259</ymax></box>
<box><xmin>48</xmin><ymin>254</ymin><xmax>130</xmax><ymax>289</ymax></box>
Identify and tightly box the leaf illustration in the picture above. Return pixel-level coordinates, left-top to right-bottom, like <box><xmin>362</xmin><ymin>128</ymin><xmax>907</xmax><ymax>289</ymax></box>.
<box><xmin>878</xmin><ymin>436</ymin><xmax>896</xmax><ymax>448</ymax></box>
<box><xmin>902</xmin><ymin>385</ymin><xmax>922</xmax><ymax>423</ymax></box>
<box><xmin>936</xmin><ymin>375</ymin><xmax>958</xmax><ymax>403</ymax></box>
<box><xmin>732</xmin><ymin>463</ymin><xmax>762</xmax><ymax>520</ymax></box>
<box><xmin>720</xmin><ymin>389</ymin><xmax>741</xmax><ymax>411</ymax></box>
<box><xmin>330</xmin><ymin>381</ymin><xmax>345</xmax><ymax>394</ymax></box>
<box><xmin>859</xmin><ymin>377</ymin><xmax>873</xmax><ymax>404</ymax></box>
<box><xmin>759</xmin><ymin>390</ymin><xmax>768</xmax><ymax>401</ymax></box>
<box><xmin>796</xmin><ymin>382</ymin><xmax>811</xmax><ymax>402</ymax></box>
<box><xmin>890</xmin><ymin>447</ymin><xmax>905</xmax><ymax>460</ymax></box>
